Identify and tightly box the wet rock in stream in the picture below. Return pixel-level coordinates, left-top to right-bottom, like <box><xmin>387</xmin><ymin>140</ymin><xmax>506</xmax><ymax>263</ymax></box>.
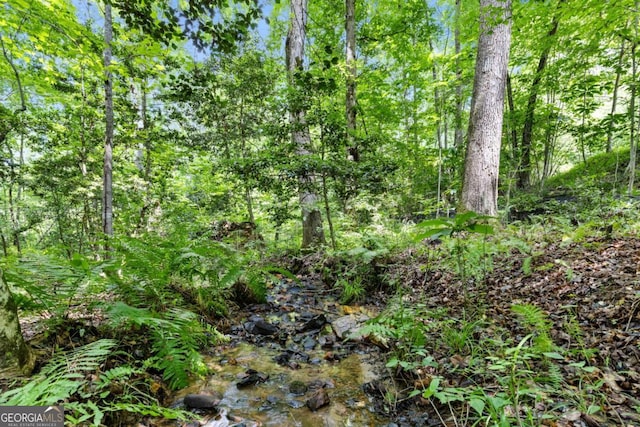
<box><xmin>183</xmin><ymin>393</ymin><xmax>222</xmax><ymax>410</ymax></box>
<box><xmin>160</xmin><ymin>278</ymin><xmax>393</xmax><ymax>427</ymax></box>
<box><xmin>236</xmin><ymin>369</ymin><xmax>269</xmax><ymax>388</ymax></box>
<box><xmin>287</xmin><ymin>399</ymin><xmax>306</xmax><ymax>409</ymax></box>
<box><xmin>331</xmin><ymin>314</ymin><xmax>369</xmax><ymax>339</ymax></box>
<box><xmin>306</xmin><ymin>388</ymin><xmax>330</xmax><ymax>411</ymax></box>
<box><xmin>288</xmin><ymin>380</ymin><xmax>307</xmax><ymax>395</ymax></box>
<box><xmin>297</xmin><ymin>313</ymin><xmax>326</xmax><ymax>332</ymax></box>
<box><xmin>273</xmin><ymin>349</ymin><xmax>310</xmax><ymax>367</ymax></box>
<box><xmin>200</xmin><ymin>408</ymin><xmax>258</xmax><ymax>427</ymax></box>
<box><xmin>244</xmin><ymin>318</ymin><xmax>279</xmax><ymax>336</ymax></box>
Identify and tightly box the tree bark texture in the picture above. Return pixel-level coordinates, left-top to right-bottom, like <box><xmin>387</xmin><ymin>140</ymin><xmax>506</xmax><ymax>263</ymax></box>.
<box><xmin>0</xmin><ymin>268</ymin><xmax>34</xmax><ymax>375</ymax></box>
<box><xmin>102</xmin><ymin>2</ymin><xmax>114</xmax><ymax>250</ymax></box>
<box><xmin>461</xmin><ymin>0</ymin><xmax>512</xmax><ymax>216</ymax></box>
<box><xmin>286</xmin><ymin>0</ymin><xmax>325</xmax><ymax>248</ymax></box>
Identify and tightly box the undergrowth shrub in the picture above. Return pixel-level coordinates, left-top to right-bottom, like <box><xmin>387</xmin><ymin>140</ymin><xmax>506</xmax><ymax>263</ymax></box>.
<box><xmin>414</xmin><ymin>211</ymin><xmax>495</xmax><ymax>283</ymax></box>
<box><xmin>2</xmin><ymin>252</ymin><xmax>106</xmax><ymax>316</ymax></box>
<box><xmin>106</xmin><ymin>302</ymin><xmax>226</xmax><ymax>390</ymax></box>
<box><xmin>330</xmin><ymin>242</ymin><xmax>391</xmax><ymax>303</ymax></box>
<box><xmin>109</xmin><ymin>234</ymin><xmax>267</xmax><ymax>315</ymax></box>
<box><xmin>0</xmin><ymin>340</ymin><xmax>190</xmax><ymax>426</ymax></box>
<box><xmin>366</xmin><ymin>291</ymin><xmax>600</xmax><ymax>426</ymax></box>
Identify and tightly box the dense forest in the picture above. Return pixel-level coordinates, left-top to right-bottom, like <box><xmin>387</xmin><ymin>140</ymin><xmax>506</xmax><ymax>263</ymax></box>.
<box><xmin>1</xmin><ymin>0</ymin><xmax>640</xmax><ymax>426</ymax></box>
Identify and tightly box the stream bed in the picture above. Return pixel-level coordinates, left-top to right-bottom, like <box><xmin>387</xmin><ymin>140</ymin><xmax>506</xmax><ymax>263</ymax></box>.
<box><xmin>171</xmin><ymin>343</ymin><xmax>390</xmax><ymax>426</ymax></box>
<box><xmin>161</xmin><ymin>279</ymin><xmax>396</xmax><ymax>426</ymax></box>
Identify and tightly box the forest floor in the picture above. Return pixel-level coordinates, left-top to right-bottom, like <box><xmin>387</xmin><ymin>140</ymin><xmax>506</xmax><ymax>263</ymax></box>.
<box><xmin>10</xmin><ymin>234</ymin><xmax>640</xmax><ymax>426</ymax></box>
<box><xmin>367</xmin><ymin>234</ymin><xmax>640</xmax><ymax>426</ymax></box>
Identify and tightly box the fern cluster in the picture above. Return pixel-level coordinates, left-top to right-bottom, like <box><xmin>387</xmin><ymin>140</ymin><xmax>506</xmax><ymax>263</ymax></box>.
<box><xmin>0</xmin><ymin>339</ymin><xmax>191</xmax><ymax>425</ymax></box>
<box><xmin>0</xmin><ymin>339</ymin><xmax>117</xmax><ymax>406</ymax></box>
<box><xmin>110</xmin><ymin>234</ymin><xmax>267</xmax><ymax>315</ymax></box>
<box><xmin>511</xmin><ymin>303</ymin><xmax>555</xmax><ymax>353</ymax></box>
<box><xmin>0</xmin><ymin>233</ymin><xmax>265</xmax><ymax>424</ymax></box>
<box><xmin>106</xmin><ymin>302</ymin><xmax>226</xmax><ymax>390</ymax></box>
<box><xmin>1</xmin><ymin>253</ymin><xmax>105</xmax><ymax>313</ymax></box>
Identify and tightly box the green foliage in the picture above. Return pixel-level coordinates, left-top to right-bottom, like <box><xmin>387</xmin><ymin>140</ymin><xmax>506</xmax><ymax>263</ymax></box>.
<box><xmin>0</xmin><ymin>339</ymin><xmax>191</xmax><ymax>425</ymax></box>
<box><xmin>358</xmin><ymin>299</ymin><xmax>447</xmax><ymax>364</ymax></box>
<box><xmin>442</xmin><ymin>316</ymin><xmax>483</xmax><ymax>355</ymax></box>
<box><xmin>110</xmin><ymin>234</ymin><xmax>266</xmax><ymax>315</ymax></box>
<box><xmin>328</xmin><ymin>236</ymin><xmax>392</xmax><ymax>302</ymax></box>
<box><xmin>511</xmin><ymin>303</ymin><xmax>555</xmax><ymax>354</ymax></box>
<box><xmin>2</xmin><ymin>253</ymin><xmax>105</xmax><ymax>314</ymax></box>
<box><xmin>106</xmin><ymin>302</ymin><xmax>225</xmax><ymax>390</ymax></box>
<box><xmin>415</xmin><ymin>211</ymin><xmax>495</xmax><ymax>242</ymax></box>
<box><xmin>543</xmin><ymin>148</ymin><xmax>629</xmax><ymax>193</ymax></box>
<box><xmin>335</xmin><ymin>276</ymin><xmax>365</xmax><ymax>304</ymax></box>
<box><xmin>415</xmin><ymin>211</ymin><xmax>495</xmax><ymax>283</ymax></box>
<box><xmin>0</xmin><ymin>339</ymin><xmax>117</xmax><ymax>406</ymax></box>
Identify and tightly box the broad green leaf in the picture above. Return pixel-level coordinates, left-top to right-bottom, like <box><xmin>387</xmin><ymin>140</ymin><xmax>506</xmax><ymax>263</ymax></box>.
<box><xmin>543</xmin><ymin>352</ymin><xmax>565</xmax><ymax>360</ymax></box>
<box><xmin>469</xmin><ymin>398</ymin><xmax>485</xmax><ymax>415</ymax></box>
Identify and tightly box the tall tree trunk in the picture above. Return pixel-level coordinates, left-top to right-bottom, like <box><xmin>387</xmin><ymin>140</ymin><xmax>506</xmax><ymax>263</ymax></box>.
<box><xmin>517</xmin><ymin>0</ymin><xmax>562</xmax><ymax>189</ymax></box>
<box><xmin>461</xmin><ymin>0</ymin><xmax>512</xmax><ymax>216</ymax></box>
<box><xmin>102</xmin><ymin>2</ymin><xmax>114</xmax><ymax>253</ymax></box>
<box><xmin>454</xmin><ymin>0</ymin><xmax>464</xmax><ymax>149</ymax></box>
<box><xmin>628</xmin><ymin>41</ymin><xmax>638</xmax><ymax>196</ymax></box>
<box><xmin>542</xmin><ymin>90</ymin><xmax>560</xmax><ymax>182</ymax></box>
<box><xmin>0</xmin><ymin>268</ymin><xmax>34</xmax><ymax>375</ymax></box>
<box><xmin>286</xmin><ymin>0</ymin><xmax>325</xmax><ymax>248</ymax></box>
<box><xmin>607</xmin><ymin>40</ymin><xmax>625</xmax><ymax>153</ymax></box>
<box><xmin>429</xmin><ymin>37</ymin><xmax>444</xmax><ymax>215</ymax></box>
<box><xmin>345</xmin><ymin>0</ymin><xmax>358</xmax><ymax>161</ymax></box>
<box><xmin>506</xmin><ymin>73</ymin><xmax>518</xmax><ymax>156</ymax></box>
<box><xmin>579</xmin><ymin>71</ymin><xmax>588</xmax><ymax>164</ymax></box>
<box><xmin>136</xmin><ymin>83</ymin><xmax>154</xmax><ymax>233</ymax></box>
<box><xmin>1</xmin><ymin>35</ymin><xmax>27</xmax><ymax>253</ymax></box>
<box><xmin>239</xmin><ymin>97</ymin><xmax>255</xmax><ymax>224</ymax></box>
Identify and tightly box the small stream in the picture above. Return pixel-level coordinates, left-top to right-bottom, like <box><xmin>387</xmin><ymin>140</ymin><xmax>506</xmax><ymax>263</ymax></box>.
<box><xmin>163</xmin><ymin>279</ymin><xmax>394</xmax><ymax>426</ymax></box>
<box><xmin>172</xmin><ymin>343</ymin><xmax>390</xmax><ymax>426</ymax></box>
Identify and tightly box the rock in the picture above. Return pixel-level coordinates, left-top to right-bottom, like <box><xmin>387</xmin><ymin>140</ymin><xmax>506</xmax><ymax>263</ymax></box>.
<box><xmin>318</xmin><ymin>333</ymin><xmax>336</xmax><ymax>348</ymax></box>
<box><xmin>252</xmin><ymin>319</ymin><xmax>279</xmax><ymax>335</ymax></box>
<box><xmin>183</xmin><ymin>393</ymin><xmax>221</xmax><ymax>409</ymax></box>
<box><xmin>302</xmin><ymin>336</ymin><xmax>316</xmax><ymax>350</ymax></box>
<box><xmin>298</xmin><ymin>314</ymin><xmax>326</xmax><ymax>332</ymax></box>
<box><xmin>331</xmin><ymin>314</ymin><xmax>369</xmax><ymax>339</ymax></box>
<box><xmin>287</xmin><ymin>399</ymin><xmax>306</xmax><ymax>409</ymax></box>
<box><xmin>307</xmin><ymin>379</ymin><xmax>334</xmax><ymax>390</ymax></box>
<box><xmin>236</xmin><ymin>369</ymin><xmax>269</xmax><ymax>388</ymax></box>
<box><xmin>306</xmin><ymin>388</ymin><xmax>330</xmax><ymax>411</ymax></box>
<box><xmin>289</xmin><ymin>380</ymin><xmax>307</xmax><ymax>395</ymax></box>
<box><xmin>273</xmin><ymin>349</ymin><xmax>310</xmax><ymax>367</ymax></box>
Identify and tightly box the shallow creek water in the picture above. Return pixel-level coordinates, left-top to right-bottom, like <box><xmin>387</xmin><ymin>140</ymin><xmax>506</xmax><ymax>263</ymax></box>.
<box><xmin>160</xmin><ymin>277</ymin><xmax>396</xmax><ymax>426</ymax></box>
<box><xmin>171</xmin><ymin>342</ymin><xmax>390</xmax><ymax>426</ymax></box>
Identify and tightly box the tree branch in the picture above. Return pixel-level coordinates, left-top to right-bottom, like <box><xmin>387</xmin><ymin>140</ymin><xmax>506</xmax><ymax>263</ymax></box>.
<box><xmin>0</xmin><ymin>35</ymin><xmax>26</xmax><ymax>113</ymax></box>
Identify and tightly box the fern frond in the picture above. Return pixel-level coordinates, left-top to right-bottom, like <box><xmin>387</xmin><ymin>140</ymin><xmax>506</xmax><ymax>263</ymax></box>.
<box><xmin>539</xmin><ymin>362</ymin><xmax>564</xmax><ymax>387</ymax></box>
<box><xmin>511</xmin><ymin>304</ymin><xmax>551</xmax><ymax>332</ymax></box>
<box><xmin>106</xmin><ymin>303</ymin><xmax>213</xmax><ymax>390</ymax></box>
<box><xmin>2</xmin><ymin>254</ymin><xmax>103</xmax><ymax>310</ymax></box>
<box><xmin>512</xmin><ymin>304</ymin><xmax>555</xmax><ymax>353</ymax></box>
<box><xmin>0</xmin><ymin>339</ymin><xmax>117</xmax><ymax>406</ymax></box>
